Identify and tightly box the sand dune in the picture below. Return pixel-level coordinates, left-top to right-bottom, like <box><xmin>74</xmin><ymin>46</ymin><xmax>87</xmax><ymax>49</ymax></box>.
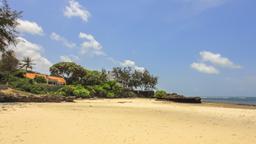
<box><xmin>0</xmin><ymin>99</ymin><xmax>256</xmax><ymax>144</ymax></box>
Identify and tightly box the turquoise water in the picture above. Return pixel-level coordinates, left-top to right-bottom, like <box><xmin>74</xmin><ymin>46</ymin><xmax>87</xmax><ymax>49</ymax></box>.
<box><xmin>203</xmin><ymin>97</ymin><xmax>256</xmax><ymax>105</ymax></box>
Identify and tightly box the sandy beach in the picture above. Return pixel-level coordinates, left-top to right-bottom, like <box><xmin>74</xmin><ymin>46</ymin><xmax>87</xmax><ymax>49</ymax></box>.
<box><xmin>0</xmin><ymin>99</ymin><xmax>256</xmax><ymax>144</ymax></box>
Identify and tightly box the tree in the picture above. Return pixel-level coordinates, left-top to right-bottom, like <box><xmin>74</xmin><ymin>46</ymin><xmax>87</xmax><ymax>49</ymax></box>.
<box><xmin>112</xmin><ymin>67</ymin><xmax>132</xmax><ymax>89</ymax></box>
<box><xmin>19</xmin><ymin>57</ymin><xmax>35</xmax><ymax>72</ymax></box>
<box><xmin>0</xmin><ymin>50</ymin><xmax>19</xmax><ymax>72</ymax></box>
<box><xmin>141</xmin><ymin>70</ymin><xmax>158</xmax><ymax>90</ymax></box>
<box><xmin>81</xmin><ymin>69</ymin><xmax>108</xmax><ymax>86</ymax></box>
<box><xmin>0</xmin><ymin>0</ymin><xmax>21</xmax><ymax>52</ymax></box>
<box><xmin>112</xmin><ymin>67</ymin><xmax>158</xmax><ymax>91</ymax></box>
<box><xmin>130</xmin><ymin>70</ymin><xmax>143</xmax><ymax>89</ymax></box>
<box><xmin>0</xmin><ymin>50</ymin><xmax>19</xmax><ymax>85</ymax></box>
<box><xmin>49</xmin><ymin>62</ymin><xmax>87</xmax><ymax>84</ymax></box>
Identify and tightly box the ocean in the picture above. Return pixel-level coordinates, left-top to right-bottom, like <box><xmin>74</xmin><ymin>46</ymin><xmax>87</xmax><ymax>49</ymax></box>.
<box><xmin>203</xmin><ymin>97</ymin><xmax>256</xmax><ymax>105</ymax></box>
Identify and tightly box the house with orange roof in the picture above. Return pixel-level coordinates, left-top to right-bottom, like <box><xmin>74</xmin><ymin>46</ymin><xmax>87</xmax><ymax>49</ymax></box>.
<box><xmin>24</xmin><ymin>73</ymin><xmax>66</xmax><ymax>85</ymax></box>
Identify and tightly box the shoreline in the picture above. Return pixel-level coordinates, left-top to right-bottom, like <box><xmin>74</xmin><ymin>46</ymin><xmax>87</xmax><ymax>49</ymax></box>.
<box><xmin>1</xmin><ymin>97</ymin><xmax>256</xmax><ymax>110</ymax></box>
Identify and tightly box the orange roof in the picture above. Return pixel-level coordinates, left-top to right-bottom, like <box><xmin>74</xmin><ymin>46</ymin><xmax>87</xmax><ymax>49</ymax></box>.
<box><xmin>24</xmin><ymin>73</ymin><xmax>66</xmax><ymax>84</ymax></box>
<box><xmin>47</xmin><ymin>76</ymin><xmax>66</xmax><ymax>84</ymax></box>
<box><xmin>24</xmin><ymin>73</ymin><xmax>46</xmax><ymax>79</ymax></box>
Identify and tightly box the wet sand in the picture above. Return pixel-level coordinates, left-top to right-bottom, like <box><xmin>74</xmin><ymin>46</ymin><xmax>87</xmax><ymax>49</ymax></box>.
<box><xmin>0</xmin><ymin>98</ymin><xmax>256</xmax><ymax>144</ymax></box>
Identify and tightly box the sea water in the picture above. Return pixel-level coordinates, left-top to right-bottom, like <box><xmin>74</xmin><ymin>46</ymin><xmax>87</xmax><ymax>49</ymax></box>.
<box><xmin>203</xmin><ymin>97</ymin><xmax>256</xmax><ymax>105</ymax></box>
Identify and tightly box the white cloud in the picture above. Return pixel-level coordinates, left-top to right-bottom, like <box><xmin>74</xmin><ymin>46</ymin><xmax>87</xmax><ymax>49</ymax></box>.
<box><xmin>191</xmin><ymin>62</ymin><xmax>219</xmax><ymax>74</ymax></box>
<box><xmin>121</xmin><ymin>60</ymin><xmax>145</xmax><ymax>72</ymax></box>
<box><xmin>60</xmin><ymin>55</ymin><xmax>79</xmax><ymax>62</ymax></box>
<box><xmin>79</xmin><ymin>32</ymin><xmax>105</xmax><ymax>56</ymax></box>
<box><xmin>8</xmin><ymin>37</ymin><xmax>52</xmax><ymax>73</ymax></box>
<box><xmin>183</xmin><ymin>0</ymin><xmax>227</xmax><ymax>13</ymax></box>
<box><xmin>64</xmin><ymin>0</ymin><xmax>91</xmax><ymax>22</ymax></box>
<box><xmin>16</xmin><ymin>19</ymin><xmax>43</xmax><ymax>35</ymax></box>
<box><xmin>50</xmin><ymin>32</ymin><xmax>76</xmax><ymax>48</ymax></box>
<box><xmin>200</xmin><ymin>51</ymin><xmax>241</xmax><ymax>69</ymax></box>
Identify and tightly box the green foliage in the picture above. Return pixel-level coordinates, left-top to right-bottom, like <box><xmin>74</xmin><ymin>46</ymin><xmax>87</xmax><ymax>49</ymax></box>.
<box><xmin>7</xmin><ymin>76</ymin><xmax>63</xmax><ymax>94</ymax></box>
<box><xmin>56</xmin><ymin>85</ymin><xmax>91</xmax><ymax>98</ymax></box>
<box><xmin>81</xmin><ymin>70</ymin><xmax>107</xmax><ymax>86</ymax></box>
<box><xmin>119</xmin><ymin>90</ymin><xmax>137</xmax><ymax>98</ymax></box>
<box><xmin>49</xmin><ymin>62</ymin><xmax>87</xmax><ymax>84</ymax></box>
<box><xmin>73</xmin><ymin>86</ymin><xmax>90</xmax><ymax>98</ymax></box>
<box><xmin>0</xmin><ymin>50</ymin><xmax>19</xmax><ymax>72</ymax></box>
<box><xmin>93</xmin><ymin>81</ymin><xmax>123</xmax><ymax>98</ymax></box>
<box><xmin>12</xmin><ymin>69</ymin><xmax>26</xmax><ymax>78</ymax></box>
<box><xmin>155</xmin><ymin>90</ymin><xmax>167</xmax><ymax>98</ymax></box>
<box><xmin>34</xmin><ymin>76</ymin><xmax>47</xmax><ymax>84</ymax></box>
<box><xmin>0</xmin><ymin>0</ymin><xmax>21</xmax><ymax>52</ymax></box>
<box><xmin>112</xmin><ymin>67</ymin><xmax>158</xmax><ymax>91</ymax></box>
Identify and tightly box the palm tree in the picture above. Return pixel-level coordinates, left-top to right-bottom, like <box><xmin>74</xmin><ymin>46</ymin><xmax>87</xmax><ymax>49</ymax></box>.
<box><xmin>20</xmin><ymin>57</ymin><xmax>35</xmax><ymax>72</ymax></box>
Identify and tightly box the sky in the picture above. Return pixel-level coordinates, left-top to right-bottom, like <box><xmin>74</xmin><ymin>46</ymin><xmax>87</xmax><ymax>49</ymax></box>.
<box><xmin>8</xmin><ymin>0</ymin><xmax>256</xmax><ymax>97</ymax></box>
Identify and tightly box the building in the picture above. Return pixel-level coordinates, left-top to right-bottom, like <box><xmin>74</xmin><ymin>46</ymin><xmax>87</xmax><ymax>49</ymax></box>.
<box><xmin>24</xmin><ymin>73</ymin><xmax>66</xmax><ymax>85</ymax></box>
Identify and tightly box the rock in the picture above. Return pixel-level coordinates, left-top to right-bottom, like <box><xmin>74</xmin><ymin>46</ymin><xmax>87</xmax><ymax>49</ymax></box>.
<box><xmin>157</xmin><ymin>93</ymin><xmax>201</xmax><ymax>103</ymax></box>
<box><xmin>0</xmin><ymin>92</ymin><xmax>74</xmax><ymax>103</ymax></box>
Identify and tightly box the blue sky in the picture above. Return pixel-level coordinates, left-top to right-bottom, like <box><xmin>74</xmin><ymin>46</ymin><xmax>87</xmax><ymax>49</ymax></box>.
<box><xmin>9</xmin><ymin>0</ymin><xmax>256</xmax><ymax>97</ymax></box>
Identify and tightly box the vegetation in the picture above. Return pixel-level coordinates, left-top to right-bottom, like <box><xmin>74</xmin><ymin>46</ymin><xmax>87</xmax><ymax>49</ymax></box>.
<box><xmin>154</xmin><ymin>90</ymin><xmax>167</xmax><ymax>98</ymax></box>
<box><xmin>19</xmin><ymin>57</ymin><xmax>35</xmax><ymax>72</ymax></box>
<box><xmin>49</xmin><ymin>62</ymin><xmax>87</xmax><ymax>85</ymax></box>
<box><xmin>112</xmin><ymin>67</ymin><xmax>158</xmax><ymax>91</ymax></box>
<box><xmin>34</xmin><ymin>76</ymin><xmax>47</xmax><ymax>84</ymax></box>
<box><xmin>0</xmin><ymin>0</ymin><xmax>21</xmax><ymax>52</ymax></box>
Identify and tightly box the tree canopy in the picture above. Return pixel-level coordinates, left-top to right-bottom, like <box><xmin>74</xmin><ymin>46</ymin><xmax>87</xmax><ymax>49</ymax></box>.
<box><xmin>0</xmin><ymin>0</ymin><xmax>21</xmax><ymax>52</ymax></box>
<box><xmin>19</xmin><ymin>57</ymin><xmax>35</xmax><ymax>72</ymax></box>
<box><xmin>112</xmin><ymin>67</ymin><xmax>158</xmax><ymax>91</ymax></box>
<box><xmin>49</xmin><ymin>62</ymin><xmax>87</xmax><ymax>84</ymax></box>
<box><xmin>0</xmin><ymin>50</ymin><xmax>19</xmax><ymax>72</ymax></box>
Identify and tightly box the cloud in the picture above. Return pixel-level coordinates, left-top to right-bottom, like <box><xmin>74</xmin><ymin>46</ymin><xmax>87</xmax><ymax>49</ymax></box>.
<box><xmin>8</xmin><ymin>37</ymin><xmax>52</xmax><ymax>73</ymax></box>
<box><xmin>50</xmin><ymin>32</ymin><xmax>76</xmax><ymax>48</ymax></box>
<box><xmin>182</xmin><ymin>0</ymin><xmax>227</xmax><ymax>13</ymax></box>
<box><xmin>191</xmin><ymin>51</ymin><xmax>241</xmax><ymax>75</ymax></box>
<box><xmin>200</xmin><ymin>51</ymin><xmax>241</xmax><ymax>69</ymax></box>
<box><xmin>60</xmin><ymin>55</ymin><xmax>79</xmax><ymax>62</ymax></box>
<box><xmin>16</xmin><ymin>19</ymin><xmax>43</xmax><ymax>35</ymax></box>
<box><xmin>79</xmin><ymin>32</ymin><xmax>105</xmax><ymax>56</ymax></box>
<box><xmin>121</xmin><ymin>60</ymin><xmax>145</xmax><ymax>72</ymax></box>
<box><xmin>64</xmin><ymin>0</ymin><xmax>91</xmax><ymax>22</ymax></box>
<box><xmin>191</xmin><ymin>62</ymin><xmax>219</xmax><ymax>74</ymax></box>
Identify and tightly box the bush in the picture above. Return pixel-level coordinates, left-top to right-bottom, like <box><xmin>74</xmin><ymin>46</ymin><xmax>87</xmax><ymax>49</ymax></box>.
<box><xmin>12</xmin><ymin>69</ymin><xmax>26</xmax><ymax>78</ymax></box>
<box><xmin>154</xmin><ymin>90</ymin><xmax>167</xmax><ymax>98</ymax></box>
<box><xmin>30</xmin><ymin>85</ymin><xmax>47</xmax><ymax>94</ymax></box>
<box><xmin>56</xmin><ymin>85</ymin><xmax>91</xmax><ymax>98</ymax></box>
<box><xmin>34</xmin><ymin>76</ymin><xmax>47</xmax><ymax>84</ymax></box>
<box><xmin>119</xmin><ymin>90</ymin><xmax>137</xmax><ymax>98</ymax></box>
<box><xmin>93</xmin><ymin>85</ymin><xmax>108</xmax><ymax>97</ymax></box>
<box><xmin>92</xmin><ymin>81</ymin><xmax>123</xmax><ymax>98</ymax></box>
<box><xmin>56</xmin><ymin>85</ymin><xmax>75</xmax><ymax>96</ymax></box>
<box><xmin>73</xmin><ymin>86</ymin><xmax>90</xmax><ymax>98</ymax></box>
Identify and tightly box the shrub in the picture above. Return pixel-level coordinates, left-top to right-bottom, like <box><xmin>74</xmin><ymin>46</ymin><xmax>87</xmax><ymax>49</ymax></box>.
<box><xmin>155</xmin><ymin>90</ymin><xmax>167</xmax><ymax>98</ymax></box>
<box><xmin>34</xmin><ymin>76</ymin><xmax>47</xmax><ymax>84</ymax></box>
<box><xmin>92</xmin><ymin>81</ymin><xmax>124</xmax><ymax>98</ymax></box>
<box><xmin>12</xmin><ymin>69</ymin><xmax>26</xmax><ymax>78</ymax></box>
<box><xmin>30</xmin><ymin>85</ymin><xmax>47</xmax><ymax>94</ymax></box>
<box><xmin>119</xmin><ymin>90</ymin><xmax>137</xmax><ymax>98</ymax></box>
<box><xmin>106</xmin><ymin>92</ymin><xmax>115</xmax><ymax>98</ymax></box>
<box><xmin>56</xmin><ymin>85</ymin><xmax>76</xmax><ymax>96</ymax></box>
<box><xmin>93</xmin><ymin>85</ymin><xmax>108</xmax><ymax>97</ymax></box>
<box><xmin>73</xmin><ymin>86</ymin><xmax>90</xmax><ymax>98</ymax></box>
<box><xmin>56</xmin><ymin>85</ymin><xmax>91</xmax><ymax>98</ymax></box>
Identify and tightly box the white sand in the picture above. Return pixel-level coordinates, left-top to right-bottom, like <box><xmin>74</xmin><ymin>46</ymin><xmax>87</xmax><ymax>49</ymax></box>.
<box><xmin>0</xmin><ymin>98</ymin><xmax>256</xmax><ymax>144</ymax></box>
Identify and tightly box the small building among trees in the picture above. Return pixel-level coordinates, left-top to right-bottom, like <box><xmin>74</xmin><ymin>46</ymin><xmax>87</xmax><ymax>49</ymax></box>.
<box><xmin>24</xmin><ymin>73</ymin><xmax>66</xmax><ymax>85</ymax></box>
